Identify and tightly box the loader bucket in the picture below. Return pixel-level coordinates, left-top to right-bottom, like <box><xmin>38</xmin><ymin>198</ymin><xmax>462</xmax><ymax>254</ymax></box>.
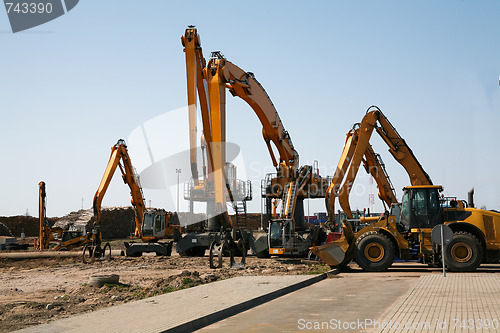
<box><xmin>310</xmin><ymin>221</ymin><xmax>355</xmax><ymax>266</ymax></box>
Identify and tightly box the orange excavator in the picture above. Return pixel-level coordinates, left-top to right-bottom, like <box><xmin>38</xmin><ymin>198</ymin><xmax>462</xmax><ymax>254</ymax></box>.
<box><xmin>35</xmin><ymin>181</ymin><xmax>91</xmax><ymax>251</ymax></box>
<box><xmin>312</xmin><ymin>106</ymin><xmax>500</xmax><ymax>272</ymax></box>
<box><xmin>35</xmin><ymin>181</ymin><xmax>63</xmax><ymax>250</ymax></box>
<box><xmin>180</xmin><ymin>27</ymin><xmax>330</xmax><ymax>265</ymax></box>
<box><xmin>88</xmin><ymin>139</ymin><xmax>181</xmax><ymax>261</ymax></box>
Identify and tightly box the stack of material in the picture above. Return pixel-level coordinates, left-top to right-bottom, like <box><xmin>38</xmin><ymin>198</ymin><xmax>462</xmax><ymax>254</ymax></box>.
<box><xmin>174</xmin><ymin>212</ymin><xmax>264</xmax><ymax>231</ymax></box>
<box><xmin>0</xmin><ymin>216</ymin><xmax>58</xmax><ymax>237</ymax></box>
<box><xmin>0</xmin><ymin>221</ymin><xmax>13</xmax><ymax>237</ymax></box>
<box><xmin>54</xmin><ymin>209</ymin><xmax>93</xmax><ymax>232</ymax></box>
<box><xmin>94</xmin><ymin>207</ymin><xmax>135</xmax><ymax>239</ymax></box>
<box><xmin>55</xmin><ymin>207</ymin><xmax>135</xmax><ymax>240</ymax></box>
<box><xmin>237</xmin><ymin>213</ymin><xmax>264</xmax><ymax>230</ymax></box>
<box><xmin>177</xmin><ymin>212</ymin><xmax>207</xmax><ymax>232</ymax></box>
<box><xmin>0</xmin><ymin>207</ymin><xmax>137</xmax><ymax>239</ymax></box>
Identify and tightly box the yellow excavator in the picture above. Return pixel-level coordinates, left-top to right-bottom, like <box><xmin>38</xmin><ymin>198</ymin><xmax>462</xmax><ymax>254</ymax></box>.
<box><xmin>36</xmin><ymin>181</ymin><xmax>63</xmax><ymax>250</ymax></box>
<box><xmin>180</xmin><ymin>27</ymin><xmax>330</xmax><ymax>265</ymax></box>
<box><xmin>35</xmin><ymin>181</ymin><xmax>92</xmax><ymax>251</ymax></box>
<box><xmin>88</xmin><ymin>139</ymin><xmax>181</xmax><ymax>261</ymax></box>
<box><xmin>311</xmin><ymin>106</ymin><xmax>500</xmax><ymax>272</ymax></box>
<box><xmin>324</xmin><ymin>125</ymin><xmax>399</xmax><ymax>233</ymax></box>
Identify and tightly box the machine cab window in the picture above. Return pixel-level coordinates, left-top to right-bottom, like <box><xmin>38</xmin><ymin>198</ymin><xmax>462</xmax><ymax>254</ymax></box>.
<box><xmin>400</xmin><ymin>187</ymin><xmax>442</xmax><ymax>229</ymax></box>
<box><xmin>142</xmin><ymin>213</ymin><xmax>154</xmax><ymax>236</ymax></box>
<box><xmin>154</xmin><ymin>214</ymin><xmax>165</xmax><ymax>234</ymax></box>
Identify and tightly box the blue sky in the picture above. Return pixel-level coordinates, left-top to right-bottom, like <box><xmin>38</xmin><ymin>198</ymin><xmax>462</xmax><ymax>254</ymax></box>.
<box><xmin>1</xmin><ymin>1</ymin><xmax>499</xmax><ymax>218</ymax></box>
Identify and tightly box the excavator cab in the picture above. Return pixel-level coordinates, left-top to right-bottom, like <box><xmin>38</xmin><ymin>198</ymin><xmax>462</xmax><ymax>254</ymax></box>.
<box><xmin>399</xmin><ymin>186</ymin><xmax>443</xmax><ymax>232</ymax></box>
<box><xmin>268</xmin><ymin>219</ymin><xmax>293</xmax><ymax>254</ymax></box>
<box><xmin>141</xmin><ymin>209</ymin><xmax>167</xmax><ymax>239</ymax></box>
<box><xmin>61</xmin><ymin>230</ymin><xmax>84</xmax><ymax>243</ymax></box>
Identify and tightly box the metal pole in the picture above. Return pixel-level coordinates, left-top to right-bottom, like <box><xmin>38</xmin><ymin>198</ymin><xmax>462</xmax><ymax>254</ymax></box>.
<box><xmin>176</xmin><ymin>169</ymin><xmax>181</xmax><ymax>213</ymax></box>
<box><xmin>307</xmin><ymin>193</ymin><xmax>310</xmax><ymax>224</ymax></box>
<box><xmin>440</xmin><ymin>225</ymin><xmax>446</xmax><ymax>277</ymax></box>
<box><xmin>260</xmin><ymin>194</ymin><xmax>263</xmax><ymax>230</ymax></box>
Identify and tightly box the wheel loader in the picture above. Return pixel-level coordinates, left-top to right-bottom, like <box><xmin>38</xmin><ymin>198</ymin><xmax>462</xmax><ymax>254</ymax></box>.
<box><xmin>311</xmin><ymin>107</ymin><xmax>500</xmax><ymax>272</ymax></box>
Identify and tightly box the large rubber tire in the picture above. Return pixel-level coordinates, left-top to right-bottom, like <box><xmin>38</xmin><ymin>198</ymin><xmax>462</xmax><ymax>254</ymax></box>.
<box><xmin>354</xmin><ymin>231</ymin><xmax>395</xmax><ymax>272</ymax></box>
<box><xmin>88</xmin><ymin>274</ymin><xmax>119</xmax><ymax>288</ymax></box>
<box><xmin>445</xmin><ymin>232</ymin><xmax>483</xmax><ymax>272</ymax></box>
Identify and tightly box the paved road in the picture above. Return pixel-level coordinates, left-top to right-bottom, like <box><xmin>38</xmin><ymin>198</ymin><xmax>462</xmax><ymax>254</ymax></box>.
<box><xmin>198</xmin><ymin>274</ymin><xmax>417</xmax><ymax>332</ymax></box>
<box><xmin>16</xmin><ymin>262</ymin><xmax>500</xmax><ymax>333</ymax></box>
<box><xmin>16</xmin><ymin>275</ymin><xmax>324</xmax><ymax>333</ymax></box>
<box><xmin>198</xmin><ymin>263</ymin><xmax>500</xmax><ymax>333</ymax></box>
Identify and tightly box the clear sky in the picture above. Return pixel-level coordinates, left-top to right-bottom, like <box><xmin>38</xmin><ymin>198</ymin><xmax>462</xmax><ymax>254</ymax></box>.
<box><xmin>1</xmin><ymin>1</ymin><xmax>499</xmax><ymax>218</ymax></box>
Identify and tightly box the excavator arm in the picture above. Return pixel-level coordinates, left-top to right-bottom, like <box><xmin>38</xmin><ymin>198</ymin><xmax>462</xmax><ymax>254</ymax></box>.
<box><xmin>182</xmin><ymin>27</ymin><xmax>299</xmax><ymax>230</ymax></box>
<box><xmin>337</xmin><ymin>106</ymin><xmax>432</xmax><ymax>218</ymax></box>
<box><xmin>325</xmin><ymin>125</ymin><xmax>398</xmax><ymax>223</ymax></box>
<box><xmin>36</xmin><ymin>181</ymin><xmax>63</xmax><ymax>250</ymax></box>
<box><xmin>215</xmin><ymin>56</ymin><xmax>299</xmax><ymax>176</ymax></box>
<box><xmin>314</xmin><ymin>106</ymin><xmax>433</xmax><ymax>266</ymax></box>
<box><xmin>362</xmin><ymin>144</ymin><xmax>397</xmax><ymax>208</ymax></box>
<box><xmin>182</xmin><ymin>26</ymin><xmax>213</xmax><ymax>183</ymax></box>
<box><xmin>93</xmin><ymin>139</ymin><xmax>146</xmax><ymax>238</ymax></box>
<box><xmin>203</xmin><ymin>53</ymin><xmax>301</xmax><ymax>229</ymax></box>
<box><xmin>325</xmin><ymin>129</ymin><xmax>358</xmax><ymax>223</ymax></box>
<box><xmin>183</xmin><ymin>26</ymin><xmax>298</xmax><ymax>180</ymax></box>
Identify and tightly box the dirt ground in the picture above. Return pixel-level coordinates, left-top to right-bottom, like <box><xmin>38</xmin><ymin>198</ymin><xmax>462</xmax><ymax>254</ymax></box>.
<box><xmin>0</xmin><ymin>241</ymin><xmax>328</xmax><ymax>332</ymax></box>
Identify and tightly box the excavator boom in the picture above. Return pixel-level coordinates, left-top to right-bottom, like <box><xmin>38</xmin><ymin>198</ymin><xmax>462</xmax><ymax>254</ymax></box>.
<box><xmin>217</xmin><ymin>58</ymin><xmax>299</xmax><ymax>174</ymax></box>
<box><xmin>183</xmin><ymin>27</ymin><xmax>300</xmax><ymax>230</ymax></box>
<box><xmin>182</xmin><ymin>26</ymin><xmax>213</xmax><ymax>182</ymax></box>
<box><xmin>93</xmin><ymin>139</ymin><xmax>146</xmax><ymax>238</ymax></box>
<box><xmin>325</xmin><ymin>123</ymin><xmax>399</xmax><ymax>223</ymax></box>
<box><xmin>336</xmin><ymin>106</ymin><xmax>431</xmax><ymax>218</ymax></box>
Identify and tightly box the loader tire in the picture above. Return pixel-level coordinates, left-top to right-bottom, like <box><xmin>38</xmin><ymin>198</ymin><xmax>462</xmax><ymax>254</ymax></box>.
<box><xmin>354</xmin><ymin>231</ymin><xmax>395</xmax><ymax>272</ymax></box>
<box><xmin>445</xmin><ymin>232</ymin><xmax>482</xmax><ymax>272</ymax></box>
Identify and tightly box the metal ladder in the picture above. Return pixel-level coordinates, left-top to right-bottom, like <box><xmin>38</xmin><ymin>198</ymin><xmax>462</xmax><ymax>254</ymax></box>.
<box><xmin>281</xmin><ymin>182</ymin><xmax>297</xmax><ymax>219</ymax></box>
<box><xmin>232</xmin><ymin>200</ymin><xmax>247</xmax><ymax>227</ymax></box>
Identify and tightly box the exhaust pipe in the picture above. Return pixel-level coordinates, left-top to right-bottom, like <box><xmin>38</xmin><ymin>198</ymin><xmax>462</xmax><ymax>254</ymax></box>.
<box><xmin>468</xmin><ymin>188</ymin><xmax>475</xmax><ymax>208</ymax></box>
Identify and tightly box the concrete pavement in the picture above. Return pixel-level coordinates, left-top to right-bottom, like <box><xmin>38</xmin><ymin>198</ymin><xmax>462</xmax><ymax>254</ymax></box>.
<box><xmin>15</xmin><ymin>264</ymin><xmax>500</xmax><ymax>333</ymax></box>
<box><xmin>198</xmin><ymin>273</ymin><xmax>418</xmax><ymax>332</ymax></box>
<box><xmin>199</xmin><ymin>268</ymin><xmax>500</xmax><ymax>332</ymax></box>
<box><xmin>375</xmin><ymin>274</ymin><xmax>500</xmax><ymax>333</ymax></box>
<box><xmin>15</xmin><ymin>274</ymin><xmax>327</xmax><ymax>333</ymax></box>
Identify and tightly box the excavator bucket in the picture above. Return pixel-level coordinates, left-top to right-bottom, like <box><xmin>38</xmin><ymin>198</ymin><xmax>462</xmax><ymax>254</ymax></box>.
<box><xmin>310</xmin><ymin>221</ymin><xmax>356</xmax><ymax>267</ymax></box>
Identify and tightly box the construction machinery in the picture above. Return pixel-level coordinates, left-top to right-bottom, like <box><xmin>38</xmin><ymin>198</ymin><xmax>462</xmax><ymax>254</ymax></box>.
<box><xmin>178</xmin><ymin>26</ymin><xmax>253</xmax><ymax>267</ymax></box>
<box><xmin>311</xmin><ymin>106</ymin><xmax>500</xmax><ymax>272</ymax></box>
<box><xmin>90</xmin><ymin>139</ymin><xmax>181</xmax><ymax>260</ymax></box>
<box><xmin>323</xmin><ymin>124</ymin><xmax>399</xmax><ymax>233</ymax></box>
<box><xmin>180</xmin><ymin>26</ymin><xmax>330</xmax><ymax>265</ymax></box>
<box><xmin>326</xmin><ymin>125</ymin><xmax>398</xmax><ymax>219</ymax></box>
<box><xmin>35</xmin><ymin>181</ymin><xmax>89</xmax><ymax>251</ymax></box>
